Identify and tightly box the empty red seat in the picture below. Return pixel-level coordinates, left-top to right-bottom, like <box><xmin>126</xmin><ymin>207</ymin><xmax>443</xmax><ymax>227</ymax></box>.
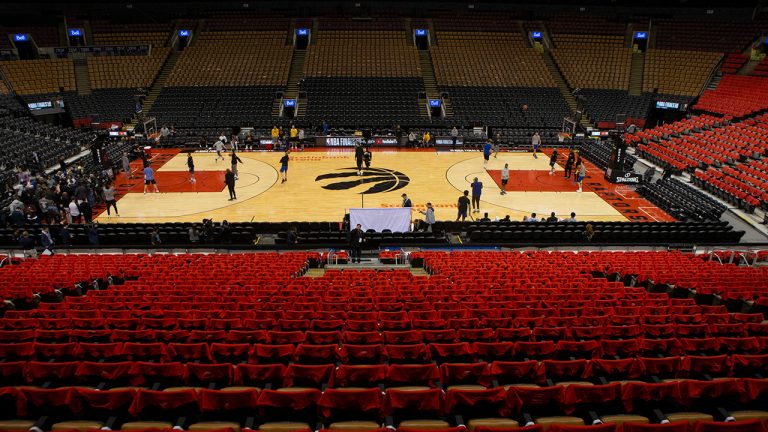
<box><xmin>168</xmin><ymin>343</ymin><xmax>212</xmax><ymax>362</ymax></box>
<box><xmin>388</xmin><ymin>364</ymin><xmax>440</xmax><ymax>388</ymax></box>
<box><xmin>330</xmin><ymin>364</ymin><xmax>388</xmax><ymax>388</ymax></box>
<box><xmin>238</xmin><ymin>363</ymin><xmax>286</xmax><ymax>388</ymax></box>
<box><xmin>284</xmin><ymin>364</ymin><xmax>334</xmax><ymax>388</ymax></box>
<box><xmin>188</xmin><ymin>363</ymin><xmax>235</xmax><ymax>386</ymax></box>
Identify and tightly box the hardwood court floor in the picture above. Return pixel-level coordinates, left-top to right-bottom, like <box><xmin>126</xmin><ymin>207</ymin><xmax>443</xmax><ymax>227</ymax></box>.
<box><xmin>95</xmin><ymin>149</ymin><xmax>672</xmax><ymax>224</ymax></box>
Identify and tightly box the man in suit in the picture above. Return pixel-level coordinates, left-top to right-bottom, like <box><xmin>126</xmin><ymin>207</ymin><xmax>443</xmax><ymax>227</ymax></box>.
<box><xmin>349</xmin><ymin>223</ymin><xmax>364</xmax><ymax>264</ymax></box>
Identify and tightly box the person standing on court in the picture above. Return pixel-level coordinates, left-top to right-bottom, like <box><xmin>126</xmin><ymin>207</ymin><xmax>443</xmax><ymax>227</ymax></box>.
<box><xmin>471</xmin><ymin>177</ymin><xmax>483</xmax><ymax>213</ymax></box>
<box><xmin>355</xmin><ymin>143</ymin><xmax>365</xmax><ymax>176</ymax></box>
<box><xmin>576</xmin><ymin>160</ymin><xmax>587</xmax><ymax>193</ymax></box>
<box><xmin>349</xmin><ymin>223</ymin><xmax>364</xmax><ymax>264</ymax></box>
<box><xmin>564</xmin><ymin>150</ymin><xmax>575</xmax><ymax>179</ymax></box>
<box><xmin>532</xmin><ymin>132</ymin><xmax>541</xmax><ymax>159</ymax></box>
<box><xmin>279</xmin><ymin>150</ymin><xmax>290</xmax><ymax>183</ymax></box>
<box><xmin>230</xmin><ymin>150</ymin><xmax>243</xmax><ymax>180</ymax></box>
<box><xmin>451</xmin><ymin>126</ymin><xmax>459</xmax><ymax>149</ymax></box>
<box><xmin>456</xmin><ymin>190</ymin><xmax>470</xmax><ymax>221</ymax></box>
<box><xmin>419</xmin><ymin>202</ymin><xmax>435</xmax><ymax>232</ymax></box>
<box><xmin>500</xmin><ymin>163</ymin><xmax>509</xmax><ymax>195</ymax></box>
<box><xmin>143</xmin><ymin>165</ymin><xmax>159</xmax><ymax>194</ymax></box>
<box><xmin>187</xmin><ymin>153</ymin><xmax>196</xmax><ymax>183</ymax></box>
<box><xmin>401</xmin><ymin>193</ymin><xmax>412</xmax><ymax>208</ymax></box>
<box><xmin>271</xmin><ymin>125</ymin><xmax>280</xmax><ymax>144</ymax></box>
<box><xmin>103</xmin><ymin>182</ymin><xmax>119</xmax><ymax>217</ymax></box>
<box><xmin>549</xmin><ymin>150</ymin><xmax>558</xmax><ymax>175</ymax></box>
<box><xmin>225</xmin><ymin>168</ymin><xmax>237</xmax><ymax>201</ymax></box>
<box><xmin>363</xmin><ymin>147</ymin><xmax>372</xmax><ymax>169</ymax></box>
<box><xmin>214</xmin><ymin>139</ymin><xmax>225</xmax><ymax>162</ymax></box>
<box><xmin>290</xmin><ymin>124</ymin><xmax>298</xmax><ymax>149</ymax></box>
<box><xmin>122</xmin><ymin>152</ymin><xmax>132</xmax><ymax>180</ymax></box>
<box><xmin>483</xmin><ymin>139</ymin><xmax>493</xmax><ymax>168</ymax></box>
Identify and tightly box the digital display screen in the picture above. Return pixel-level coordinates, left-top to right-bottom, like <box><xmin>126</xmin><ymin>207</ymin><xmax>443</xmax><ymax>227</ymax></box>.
<box><xmin>28</xmin><ymin>101</ymin><xmax>52</xmax><ymax>110</ymax></box>
<box><xmin>259</xmin><ymin>139</ymin><xmax>275</xmax><ymax>145</ymax></box>
<box><xmin>283</xmin><ymin>99</ymin><xmax>296</xmax><ymax>107</ymax></box>
<box><xmin>296</xmin><ymin>28</ymin><xmax>309</xmax><ymax>36</ymax></box>
<box><xmin>436</xmin><ymin>138</ymin><xmax>464</xmax><ymax>146</ymax></box>
<box><xmin>69</xmin><ymin>29</ymin><xmax>82</xmax><ymax>37</ymax></box>
<box><xmin>326</xmin><ymin>137</ymin><xmax>363</xmax><ymax>147</ymax></box>
<box><xmin>656</xmin><ymin>101</ymin><xmax>680</xmax><ymax>110</ymax></box>
<box><xmin>415</xmin><ymin>29</ymin><xmax>427</xmax><ymax>37</ymax></box>
<box><xmin>109</xmin><ymin>131</ymin><xmax>129</xmax><ymax>137</ymax></box>
<box><xmin>429</xmin><ymin>99</ymin><xmax>441</xmax><ymax>108</ymax></box>
<box><xmin>179</xmin><ymin>30</ymin><xmax>190</xmax><ymax>37</ymax></box>
<box><xmin>531</xmin><ymin>31</ymin><xmax>542</xmax><ymax>39</ymax></box>
<box><xmin>13</xmin><ymin>34</ymin><xmax>27</xmax><ymax>42</ymax></box>
<box><xmin>635</xmin><ymin>32</ymin><xmax>648</xmax><ymax>39</ymax></box>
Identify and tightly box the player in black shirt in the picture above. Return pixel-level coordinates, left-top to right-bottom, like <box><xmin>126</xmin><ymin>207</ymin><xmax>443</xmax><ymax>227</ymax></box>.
<box><xmin>363</xmin><ymin>148</ymin><xmax>372</xmax><ymax>169</ymax></box>
<box><xmin>457</xmin><ymin>190</ymin><xmax>471</xmax><ymax>221</ymax></box>
<box><xmin>355</xmin><ymin>143</ymin><xmax>365</xmax><ymax>175</ymax></box>
<box><xmin>279</xmin><ymin>150</ymin><xmax>290</xmax><ymax>183</ymax></box>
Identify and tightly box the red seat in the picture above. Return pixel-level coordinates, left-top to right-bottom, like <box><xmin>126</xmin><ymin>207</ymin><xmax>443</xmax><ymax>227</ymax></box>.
<box><xmin>515</xmin><ymin>341</ymin><xmax>556</xmax><ymax>360</ymax></box>
<box><xmin>620</xmin><ymin>381</ymin><xmax>682</xmax><ymax>412</ymax></box>
<box><xmin>318</xmin><ymin>388</ymin><xmax>383</xmax><ymax>425</ymax></box>
<box><xmin>555</xmin><ymin>341</ymin><xmax>601</xmax><ymax>359</ymax></box>
<box><xmin>123</xmin><ymin>342</ymin><xmax>167</xmax><ymax>361</ymax></box>
<box><xmin>238</xmin><ymin>364</ymin><xmax>286</xmax><ymax>388</ymax></box>
<box><xmin>128</xmin><ymin>361</ymin><xmax>187</xmax><ymax>387</ymax></box>
<box><xmin>692</xmin><ymin>419</ymin><xmax>766</xmax><ymax>432</ymax></box>
<box><xmin>591</xmin><ymin>358</ymin><xmax>641</xmax><ymax>381</ymax></box>
<box><xmin>385</xmin><ymin>331</ymin><xmax>424</xmax><ymax>344</ymax></box>
<box><xmin>188</xmin><ymin>363</ymin><xmax>235</xmax><ymax>386</ymax></box>
<box><xmin>198</xmin><ymin>388</ymin><xmax>260</xmax><ymax>421</ymax></box>
<box><xmin>561</xmin><ymin>382</ymin><xmax>621</xmax><ymax>415</ymax></box>
<box><xmin>474</xmin><ymin>342</ymin><xmax>515</xmax><ymax>360</ymax></box>
<box><xmin>344</xmin><ymin>331</ymin><xmax>383</xmax><ymax>344</ymax></box>
<box><xmin>621</xmin><ymin>422</ymin><xmax>690</xmax><ymax>432</ymax></box>
<box><xmin>294</xmin><ymin>344</ymin><xmax>339</xmax><ymax>364</ymax></box>
<box><xmin>0</xmin><ymin>361</ymin><xmax>29</xmax><ymax>385</ymax></box>
<box><xmin>639</xmin><ymin>339</ymin><xmax>684</xmax><ymax>357</ymax></box>
<box><xmin>548</xmin><ymin>424</ymin><xmax>618</xmax><ymax>432</ymax></box>
<box><xmin>679</xmin><ymin>355</ymin><xmax>731</xmax><ymax>378</ymax></box>
<box><xmin>388</xmin><ymin>364</ymin><xmax>440</xmax><ymax>388</ymax></box>
<box><xmin>384</xmin><ymin>388</ymin><xmax>444</xmax><ymax>426</ymax></box>
<box><xmin>256</xmin><ymin>388</ymin><xmax>322</xmax><ymax>427</ymax></box>
<box><xmin>537</xmin><ymin>360</ymin><xmax>592</xmax><ymax>384</ymax></box>
<box><xmin>732</xmin><ymin>354</ymin><xmax>768</xmax><ymax>377</ymax></box>
<box><xmin>0</xmin><ymin>342</ymin><xmax>34</xmax><ymax>360</ymax></box>
<box><xmin>339</xmin><ymin>344</ymin><xmax>384</xmax><ymax>364</ymax></box>
<box><xmin>251</xmin><ymin>344</ymin><xmax>295</xmax><ymax>364</ymax></box>
<box><xmin>638</xmin><ymin>357</ymin><xmax>682</xmax><ymax>379</ymax></box>
<box><xmin>129</xmin><ymin>388</ymin><xmax>199</xmax><ymax>421</ymax></box>
<box><xmin>26</xmin><ymin>361</ymin><xmax>79</xmax><ymax>385</ymax></box>
<box><xmin>444</xmin><ymin>387</ymin><xmax>508</xmax><ymax>420</ymax></box>
<box><xmin>75</xmin><ymin>361</ymin><xmax>133</xmax><ymax>387</ymax></box>
<box><xmin>429</xmin><ymin>342</ymin><xmax>477</xmax><ymax>363</ymax></box>
<box><xmin>34</xmin><ymin>342</ymin><xmax>78</xmax><ymax>361</ymax></box>
<box><xmin>600</xmin><ymin>339</ymin><xmax>641</xmax><ymax>358</ymax></box>
<box><xmin>385</xmin><ymin>344</ymin><xmax>431</xmax><ymax>364</ymax></box>
<box><xmin>210</xmin><ymin>343</ymin><xmax>252</xmax><ymax>363</ymax></box>
<box><xmin>440</xmin><ymin>362</ymin><xmax>490</xmax><ymax>387</ymax></box>
<box><xmin>283</xmin><ymin>364</ymin><xmax>334</xmax><ymax>388</ymax></box>
<box><xmin>330</xmin><ymin>365</ymin><xmax>388</xmax><ymax>388</ymax></box>
<box><xmin>168</xmin><ymin>343</ymin><xmax>212</xmax><ymax>362</ymax></box>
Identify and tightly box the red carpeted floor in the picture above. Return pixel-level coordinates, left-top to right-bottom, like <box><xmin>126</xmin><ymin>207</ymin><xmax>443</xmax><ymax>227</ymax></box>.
<box><xmin>126</xmin><ymin>171</ymin><xmax>225</xmax><ymax>193</ymax></box>
<box><xmin>486</xmin><ymin>169</ymin><xmax>577</xmax><ymax>192</ymax></box>
<box><xmin>487</xmin><ymin>151</ymin><xmax>676</xmax><ymax>222</ymax></box>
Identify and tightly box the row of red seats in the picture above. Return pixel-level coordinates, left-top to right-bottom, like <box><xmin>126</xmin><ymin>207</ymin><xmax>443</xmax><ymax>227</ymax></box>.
<box><xmin>3</xmin><ymin>321</ymin><xmax>767</xmax><ymax>344</ymax></box>
<box><xmin>2</xmin><ymin>354</ymin><xmax>768</xmax><ymax>389</ymax></box>
<box><xmin>3</xmin><ymin>380</ymin><xmax>768</xmax><ymax>430</ymax></box>
<box><xmin>2</xmin><ymin>311</ymin><xmax>763</xmax><ymax>330</ymax></box>
<box><xmin>695</xmin><ymin>75</ymin><xmax>768</xmax><ymax>117</ymax></box>
<box><xmin>0</xmin><ymin>252</ymin><xmax>313</xmax><ymax>302</ymax></box>
<box><xmin>2</xmin><ymin>337</ymin><xmax>768</xmax><ymax>364</ymax></box>
<box><xmin>415</xmin><ymin>251</ymin><xmax>768</xmax><ymax>301</ymax></box>
<box><xmin>625</xmin><ymin>115</ymin><xmax>721</xmax><ymax>146</ymax></box>
<box><xmin>721</xmin><ymin>53</ymin><xmax>748</xmax><ymax>74</ymax></box>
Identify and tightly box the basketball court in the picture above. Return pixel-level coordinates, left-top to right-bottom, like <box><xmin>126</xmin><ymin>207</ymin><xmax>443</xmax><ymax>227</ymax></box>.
<box><xmin>94</xmin><ymin>148</ymin><xmax>674</xmax><ymax>224</ymax></box>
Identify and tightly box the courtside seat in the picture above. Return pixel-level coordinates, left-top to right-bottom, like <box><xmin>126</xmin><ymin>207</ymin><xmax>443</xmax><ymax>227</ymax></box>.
<box><xmin>468</xmin><ymin>419</ymin><xmax>522</xmax><ymax>432</ymax></box>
